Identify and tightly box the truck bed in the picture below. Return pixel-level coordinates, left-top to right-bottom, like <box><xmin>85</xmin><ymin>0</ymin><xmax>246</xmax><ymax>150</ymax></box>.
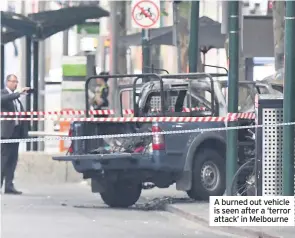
<box><xmin>70</xmin><ymin>110</ymin><xmax>210</xmax><ymax>155</ymax></box>
<box><xmin>70</xmin><ymin>121</ymin><xmax>152</xmax><ymax>155</ymax></box>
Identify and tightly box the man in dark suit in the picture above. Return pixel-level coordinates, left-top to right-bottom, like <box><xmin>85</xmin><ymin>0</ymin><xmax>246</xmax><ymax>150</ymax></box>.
<box><xmin>1</xmin><ymin>74</ymin><xmax>30</xmax><ymax>194</ymax></box>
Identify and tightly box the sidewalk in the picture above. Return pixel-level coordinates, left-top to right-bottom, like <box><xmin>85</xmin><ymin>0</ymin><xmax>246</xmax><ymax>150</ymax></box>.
<box><xmin>142</xmin><ymin>186</ymin><xmax>294</xmax><ymax>238</ymax></box>
<box><xmin>165</xmin><ymin>202</ymin><xmax>295</xmax><ymax>238</ymax></box>
<box><xmin>74</xmin><ymin>181</ymin><xmax>294</xmax><ymax>237</ymax></box>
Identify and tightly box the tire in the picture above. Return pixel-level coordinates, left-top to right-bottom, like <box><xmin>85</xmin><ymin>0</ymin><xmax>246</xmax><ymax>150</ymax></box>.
<box><xmin>230</xmin><ymin>158</ymin><xmax>255</xmax><ymax>196</ymax></box>
<box><xmin>135</xmin><ymin>13</ymin><xmax>143</xmax><ymax>21</ymax></box>
<box><xmin>187</xmin><ymin>148</ymin><xmax>225</xmax><ymax>201</ymax></box>
<box><xmin>100</xmin><ymin>181</ymin><xmax>142</xmax><ymax>208</ymax></box>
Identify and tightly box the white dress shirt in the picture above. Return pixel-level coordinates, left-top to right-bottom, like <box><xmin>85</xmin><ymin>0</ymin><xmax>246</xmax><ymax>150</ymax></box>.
<box><xmin>6</xmin><ymin>87</ymin><xmax>20</xmax><ymax>125</ymax></box>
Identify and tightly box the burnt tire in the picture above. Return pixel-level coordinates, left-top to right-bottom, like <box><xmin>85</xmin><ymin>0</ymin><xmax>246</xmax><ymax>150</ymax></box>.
<box><xmin>100</xmin><ymin>182</ymin><xmax>142</xmax><ymax>208</ymax></box>
<box><xmin>187</xmin><ymin>148</ymin><xmax>225</xmax><ymax>201</ymax></box>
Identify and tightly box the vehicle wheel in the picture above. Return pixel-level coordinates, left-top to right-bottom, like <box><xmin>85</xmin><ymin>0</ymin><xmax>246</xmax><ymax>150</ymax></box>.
<box><xmin>135</xmin><ymin>13</ymin><xmax>143</xmax><ymax>21</ymax></box>
<box><xmin>230</xmin><ymin>158</ymin><xmax>255</xmax><ymax>196</ymax></box>
<box><xmin>187</xmin><ymin>148</ymin><xmax>225</xmax><ymax>201</ymax></box>
<box><xmin>100</xmin><ymin>181</ymin><xmax>142</xmax><ymax>208</ymax></box>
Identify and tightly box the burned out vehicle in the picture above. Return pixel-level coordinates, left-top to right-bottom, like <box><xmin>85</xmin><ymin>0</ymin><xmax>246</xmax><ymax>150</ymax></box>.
<box><xmin>219</xmin><ymin>79</ymin><xmax>283</xmax><ymax>112</ymax></box>
<box><xmin>258</xmin><ymin>79</ymin><xmax>283</xmax><ymax>94</ymax></box>
<box><xmin>53</xmin><ymin>73</ymin><xmax>255</xmax><ymax>208</ymax></box>
<box><xmin>254</xmin><ymin>68</ymin><xmax>284</xmax><ymax>94</ymax></box>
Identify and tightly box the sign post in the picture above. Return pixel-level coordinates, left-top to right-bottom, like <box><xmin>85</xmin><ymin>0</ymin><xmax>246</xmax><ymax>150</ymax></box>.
<box><xmin>226</xmin><ymin>1</ymin><xmax>240</xmax><ymax>196</ymax></box>
<box><xmin>131</xmin><ymin>0</ymin><xmax>160</xmax><ymax>29</ymax></box>
<box><xmin>282</xmin><ymin>1</ymin><xmax>295</xmax><ymax>196</ymax></box>
<box><xmin>131</xmin><ymin>0</ymin><xmax>160</xmax><ymax>76</ymax></box>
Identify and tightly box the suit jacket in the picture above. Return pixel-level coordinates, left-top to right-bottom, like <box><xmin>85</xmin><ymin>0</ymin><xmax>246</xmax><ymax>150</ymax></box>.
<box><xmin>0</xmin><ymin>89</ymin><xmax>28</xmax><ymax>139</ymax></box>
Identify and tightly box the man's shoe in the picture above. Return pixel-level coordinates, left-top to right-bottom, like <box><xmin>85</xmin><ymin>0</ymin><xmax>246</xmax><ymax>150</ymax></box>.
<box><xmin>5</xmin><ymin>187</ymin><xmax>22</xmax><ymax>195</ymax></box>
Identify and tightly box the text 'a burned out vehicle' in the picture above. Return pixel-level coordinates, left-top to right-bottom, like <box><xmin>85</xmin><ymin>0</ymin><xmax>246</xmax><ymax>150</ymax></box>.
<box><xmin>53</xmin><ymin>73</ymin><xmax>256</xmax><ymax>208</ymax></box>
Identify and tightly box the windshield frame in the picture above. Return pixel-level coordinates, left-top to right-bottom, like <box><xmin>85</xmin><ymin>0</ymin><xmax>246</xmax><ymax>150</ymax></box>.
<box><xmin>221</xmin><ymin>81</ymin><xmax>258</xmax><ymax>112</ymax></box>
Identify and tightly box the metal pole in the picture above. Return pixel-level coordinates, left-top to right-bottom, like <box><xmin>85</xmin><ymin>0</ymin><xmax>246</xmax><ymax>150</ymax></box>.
<box><xmin>216</xmin><ymin>0</ymin><xmax>221</xmax><ymax>74</ymax></box>
<box><xmin>63</xmin><ymin>1</ymin><xmax>69</xmax><ymax>56</ymax></box>
<box><xmin>32</xmin><ymin>40</ymin><xmax>39</xmax><ymax>151</ymax></box>
<box><xmin>282</xmin><ymin>1</ymin><xmax>295</xmax><ymax>196</ymax></box>
<box><xmin>19</xmin><ymin>0</ymin><xmax>26</xmax><ymax>90</ymax></box>
<box><xmin>238</xmin><ymin>1</ymin><xmax>245</xmax><ymax>82</ymax></box>
<box><xmin>102</xmin><ymin>39</ymin><xmax>107</xmax><ymax>72</ymax></box>
<box><xmin>25</xmin><ymin>37</ymin><xmax>32</xmax><ymax>151</ymax></box>
<box><xmin>63</xmin><ymin>30</ymin><xmax>69</xmax><ymax>56</ymax></box>
<box><xmin>142</xmin><ymin>29</ymin><xmax>150</xmax><ymax>75</ymax></box>
<box><xmin>245</xmin><ymin>58</ymin><xmax>254</xmax><ymax>81</ymax></box>
<box><xmin>38</xmin><ymin>39</ymin><xmax>45</xmax><ymax>151</ymax></box>
<box><xmin>221</xmin><ymin>2</ymin><xmax>228</xmax><ymax>35</ymax></box>
<box><xmin>226</xmin><ymin>1</ymin><xmax>239</xmax><ymax>195</ymax></box>
<box><xmin>110</xmin><ymin>1</ymin><xmax>119</xmax><ymax>113</ymax></box>
<box><xmin>173</xmin><ymin>2</ymin><xmax>181</xmax><ymax>73</ymax></box>
<box><xmin>150</xmin><ymin>0</ymin><xmax>164</xmax><ymax>70</ymax></box>
<box><xmin>1</xmin><ymin>44</ymin><xmax>4</xmax><ymax>89</ymax></box>
<box><xmin>38</xmin><ymin>1</ymin><xmax>46</xmax><ymax>151</ymax></box>
<box><xmin>188</xmin><ymin>1</ymin><xmax>199</xmax><ymax>72</ymax></box>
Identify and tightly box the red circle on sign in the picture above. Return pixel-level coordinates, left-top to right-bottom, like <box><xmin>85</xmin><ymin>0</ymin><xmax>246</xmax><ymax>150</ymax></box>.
<box><xmin>132</xmin><ymin>0</ymin><xmax>160</xmax><ymax>29</ymax></box>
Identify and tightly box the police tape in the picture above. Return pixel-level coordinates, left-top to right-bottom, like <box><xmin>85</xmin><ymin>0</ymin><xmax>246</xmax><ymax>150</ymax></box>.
<box><xmin>0</xmin><ymin>116</ymin><xmax>230</xmax><ymax>122</ymax></box>
<box><xmin>0</xmin><ymin>107</ymin><xmax>208</xmax><ymax>117</ymax></box>
<box><xmin>0</xmin><ymin>121</ymin><xmax>293</xmax><ymax>144</ymax></box>
<box><xmin>0</xmin><ymin>109</ymin><xmax>119</xmax><ymax>116</ymax></box>
<box><xmin>0</xmin><ymin>113</ymin><xmax>255</xmax><ymax>122</ymax></box>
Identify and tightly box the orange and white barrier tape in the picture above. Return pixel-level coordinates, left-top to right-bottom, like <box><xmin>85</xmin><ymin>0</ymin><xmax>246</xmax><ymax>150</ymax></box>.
<box><xmin>0</xmin><ymin>109</ymin><xmax>114</xmax><ymax>116</ymax></box>
<box><xmin>0</xmin><ymin>116</ymin><xmax>230</xmax><ymax>122</ymax></box>
<box><xmin>235</xmin><ymin>112</ymin><xmax>256</xmax><ymax>120</ymax></box>
<box><xmin>0</xmin><ymin>112</ymin><xmax>255</xmax><ymax>122</ymax></box>
<box><xmin>0</xmin><ymin>107</ymin><xmax>208</xmax><ymax>117</ymax></box>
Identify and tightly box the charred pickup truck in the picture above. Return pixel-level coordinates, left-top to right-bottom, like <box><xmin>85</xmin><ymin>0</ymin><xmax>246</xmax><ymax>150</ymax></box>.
<box><xmin>53</xmin><ymin>73</ymin><xmax>256</xmax><ymax>208</ymax></box>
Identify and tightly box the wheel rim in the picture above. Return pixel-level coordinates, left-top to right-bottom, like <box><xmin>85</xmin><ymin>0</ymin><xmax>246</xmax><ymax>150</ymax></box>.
<box><xmin>236</xmin><ymin>174</ymin><xmax>256</xmax><ymax>196</ymax></box>
<box><xmin>200</xmin><ymin>161</ymin><xmax>220</xmax><ymax>191</ymax></box>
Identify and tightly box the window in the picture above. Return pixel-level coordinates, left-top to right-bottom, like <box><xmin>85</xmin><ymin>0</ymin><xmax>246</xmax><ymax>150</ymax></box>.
<box><xmin>141</xmin><ymin>88</ymin><xmax>217</xmax><ymax>115</ymax></box>
<box><xmin>144</xmin><ymin>90</ymin><xmax>180</xmax><ymax>112</ymax></box>
<box><xmin>184</xmin><ymin>91</ymin><xmax>212</xmax><ymax>110</ymax></box>
<box><xmin>272</xmin><ymin>85</ymin><xmax>283</xmax><ymax>93</ymax></box>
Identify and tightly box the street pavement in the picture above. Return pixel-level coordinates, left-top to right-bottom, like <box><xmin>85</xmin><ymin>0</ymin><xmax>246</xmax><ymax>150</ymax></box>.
<box><xmin>167</xmin><ymin>202</ymin><xmax>295</xmax><ymax>238</ymax></box>
<box><xmin>1</xmin><ymin>182</ymin><xmax>242</xmax><ymax>238</ymax></box>
<box><xmin>142</xmin><ymin>186</ymin><xmax>295</xmax><ymax>238</ymax></box>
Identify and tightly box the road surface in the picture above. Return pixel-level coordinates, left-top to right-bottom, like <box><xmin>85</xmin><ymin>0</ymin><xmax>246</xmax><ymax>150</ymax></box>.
<box><xmin>1</xmin><ymin>182</ymin><xmax>242</xmax><ymax>238</ymax></box>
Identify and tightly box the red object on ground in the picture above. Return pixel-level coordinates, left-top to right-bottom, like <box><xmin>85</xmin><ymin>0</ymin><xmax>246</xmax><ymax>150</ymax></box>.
<box><xmin>134</xmin><ymin>146</ymin><xmax>145</xmax><ymax>153</ymax></box>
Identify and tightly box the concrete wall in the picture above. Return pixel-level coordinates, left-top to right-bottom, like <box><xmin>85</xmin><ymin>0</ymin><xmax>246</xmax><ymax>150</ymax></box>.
<box><xmin>15</xmin><ymin>152</ymin><xmax>82</xmax><ymax>184</ymax></box>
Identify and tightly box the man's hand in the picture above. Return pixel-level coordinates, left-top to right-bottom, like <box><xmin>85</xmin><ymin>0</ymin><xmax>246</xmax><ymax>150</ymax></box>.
<box><xmin>20</xmin><ymin>87</ymin><xmax>30</xmax><ymax>95</ymax></box>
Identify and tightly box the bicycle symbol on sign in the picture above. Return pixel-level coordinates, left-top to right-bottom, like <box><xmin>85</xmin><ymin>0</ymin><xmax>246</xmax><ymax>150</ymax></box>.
<box><xmin>135</xmin><ymin>7</ymin><xmax>156</xmax><ymax>21</ymax></box>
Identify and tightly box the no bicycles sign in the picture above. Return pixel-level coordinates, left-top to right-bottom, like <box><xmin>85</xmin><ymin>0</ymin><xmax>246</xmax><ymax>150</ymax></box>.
<box><xmin>131</xmin><ymin>0</ymin><xmax>160</xmax><ymax>29</ymax></box>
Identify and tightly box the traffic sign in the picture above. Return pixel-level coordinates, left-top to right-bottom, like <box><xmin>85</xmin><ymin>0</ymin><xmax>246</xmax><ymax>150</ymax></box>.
<box><xmin>131</xmin><ymin>0</ymin><xmax>160</xmax><ymax>29</ymax></box>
